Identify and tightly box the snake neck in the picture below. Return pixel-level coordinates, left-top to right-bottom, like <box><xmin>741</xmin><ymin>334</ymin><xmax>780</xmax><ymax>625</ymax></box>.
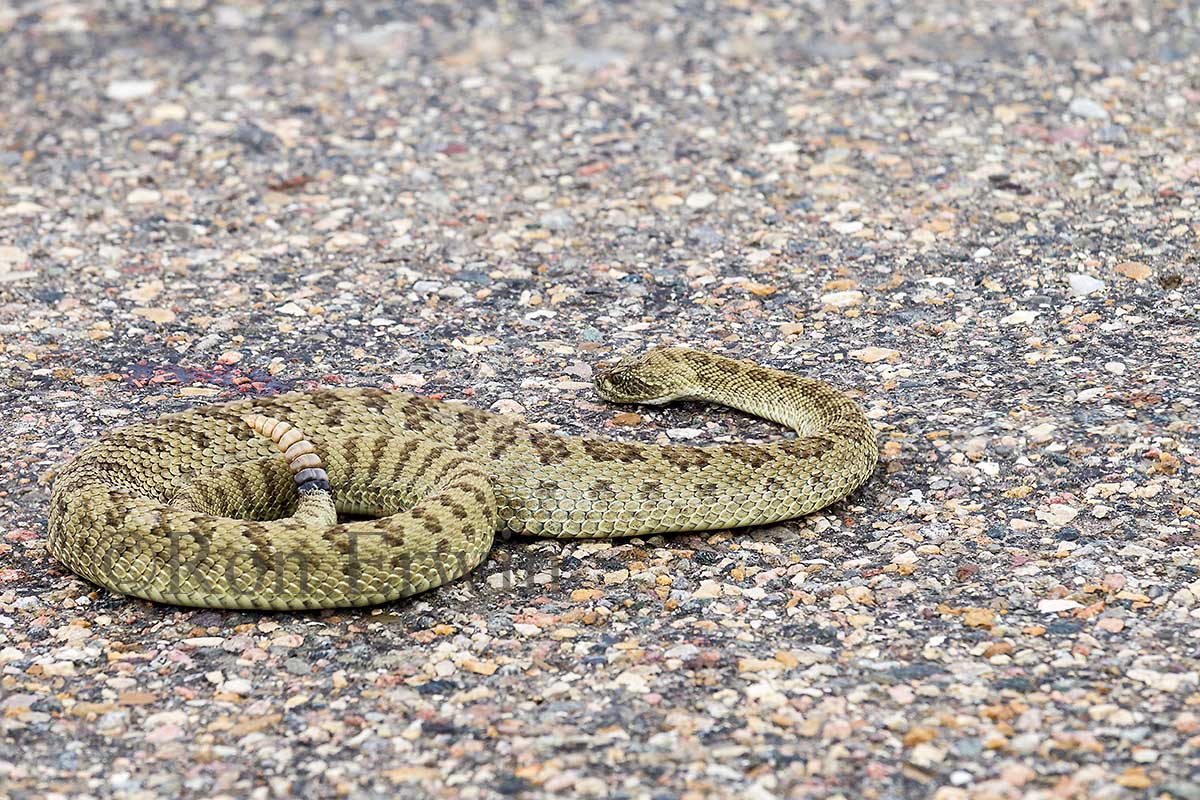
<box><xmin>682</xmin><ymin>360</ymin><xmax>871</xmax><ymax>440</ymax></box>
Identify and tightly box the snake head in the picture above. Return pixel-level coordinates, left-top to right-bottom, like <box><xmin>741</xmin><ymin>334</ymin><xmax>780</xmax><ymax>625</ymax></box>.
<box><xmin>594</xmin><ymin>347</ymin><xmax>702</xmax><ymax>405</ymax></box>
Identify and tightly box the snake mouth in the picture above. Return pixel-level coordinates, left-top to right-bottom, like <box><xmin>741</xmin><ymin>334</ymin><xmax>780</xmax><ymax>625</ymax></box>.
<box><xmin>591</xmin><ymin>371</ymin><xmax>621</xmax><ymax>397</ymax></box>
<box><xmin>601</xmin><ymin>383</ymin><xmax>693</xmax><ymax>407</ymax></box>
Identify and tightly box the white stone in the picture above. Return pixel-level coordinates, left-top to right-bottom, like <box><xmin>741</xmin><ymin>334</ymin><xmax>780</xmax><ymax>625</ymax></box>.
<box><xmin>143</xmin><ymin>710</ymin><xmax>188</xmax><ymax>728</ymax></box>
<box><xmin>1036</xmin><ymin>504</ymin><xmax>1078</xmax><ymax>527</ymax></box>
<box><xmin>821</xmin><ymin>290</ymin><xmax>864</xmax><ymax>308</ymax></box>
<box><xmin>685</xmin><ymin>191</ymin><xmax>717</xmax><ymax>209</ymax></box>
<box><xmin>126</xmin><ymin>188</ymin><xmax>161</xmax><ymax>204</ymax></box>
<box><xmin>182</xmin><ymin>636</ymin><xmax>224</xmax><ymax>647</ymax></box>
<box><xmin>1066</xmin><ymin>273</ymin><xmax>1105</xmax><ymax>296</ymax></box>
<box><xmin>765</xmin><ymin>140</ymin><xmax>799</xmax><ymax>157</ymax></box>
<box><xmin>745</xmin><ymin>681</ymin><xmax>788</xmax><ymax>708</ymax></box>
<box><xmin>2</xmin><ymin>201</ymin><xmax>46</xmax><ymax>215</ymax></box>
<box><xmin>1027</xmin><ymin>423</ymin><xmax>1056</xmax><ymax>443</ymax></box>
<box><xmin>612</xmin><ymin>669</ymin><xmax>649</xmax><ymax>693</ymax></box>
<box><xmin>900</xmin><ymin>68</ymin><xmax>941</xmax><ymax>82</ymax></box>
<box><xmin>1001</xmin><ymin>309</ymin><xmax>1039</xmax><ymax>325</ymax></box>
<box><xmin>391</xmin><ymin>373</ymin><xmax>426</xmax><ymax>389</ymax></box>
<box><xmin>150</xmin><ymin>103</ymin><xmax>188</xmax><ymax>121</ymax></box>
<box><xmin>539</xmin><ymin>209</ymin><xmax>574</xmax><ymax>230</ymax></box>
<box><xmin>1068</xmin><ymin>97</ymin><xmax>1109</xmax><ymax>120</ymax></box>
<box><xmin>214</xmin><ymin>5</ymin><xmax>247</xmax><ymax>27</ymax></box>
<box><xmin>325</xmin><ymin>232</ymin><xmax>369</xmax><ymax>250</ymax></box>
<box><xmin>1128</xmin><ymin>668</ymin><xmax>1198</xmax><ymax>693</ymax></box>
<box><xmin>106</xmin><ymin>80</ymin><xmax>158</xmax><ymax>101</ymax></box>
<box><xmin>1037</xmin><ymin>598</ymin><xmax>1083</xmax><ymax>613</ymax></box>
<box><xmin>664</xmin><ymin>643</ymin><xmax>700</xmax><ymax>660</ymax></box>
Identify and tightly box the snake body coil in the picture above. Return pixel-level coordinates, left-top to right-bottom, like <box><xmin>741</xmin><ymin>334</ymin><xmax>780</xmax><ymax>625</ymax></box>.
<box><xmin>47</xmin><ymin>348</ymin><xmax>877</xmax><ymax>609</ymax></box>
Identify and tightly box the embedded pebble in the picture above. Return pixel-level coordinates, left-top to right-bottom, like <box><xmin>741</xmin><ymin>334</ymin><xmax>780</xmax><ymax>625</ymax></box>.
<box><xmin>1066</xmin><ymin>273</ymin><xmax>1105</xmax><ymax>296</ymax></box>
<box><xmin>539</xmin><ymin>209</ymin><xmax>574</xmax><ymax>231</ymax></box>
<box><xmin>126</xmin><ymin>188</ymin><xmax>161</xmax><ymax>204</ymax></box>
<box><xmin>1038</xmin><ymin>598</ymin><xmax>1084</xmax><ymax>613</ymax></box>
<box><xmin>1001</xmin><ymin>309</ymin><xmax>1039</xmax><ymax>325</ymax></box>
<box><xmin>820</xmin><ymin>290</ymin><xmax>864</xmax><ymax>308</ymax></box>
<box><xmin>1068</xmin><ymin>96</ymin><xmax>1109</xmax><ymax>120</ymax></box>
<box><xmin>105</xmin><ymin>79</ymin><xmax>157</xmax><ymax>101</ymax></box>
<box><xmin>849</xmin><ymin>346</ymin><xmax>898</xmax><ymax>363</ymax></box>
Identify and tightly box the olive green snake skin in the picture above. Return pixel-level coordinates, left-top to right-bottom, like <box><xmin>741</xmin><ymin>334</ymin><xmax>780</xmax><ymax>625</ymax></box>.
<box><xmin>47</xmin><ymin>348</ymin><xmax>877</xmax><ymax>610</ymax></box>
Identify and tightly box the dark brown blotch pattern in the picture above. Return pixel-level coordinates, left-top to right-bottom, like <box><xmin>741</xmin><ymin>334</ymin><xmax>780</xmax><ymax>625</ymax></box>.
<box><xmin>48</xmin><ymin>348</ymin><xmax>875</xmax><ymax>609</ymax></box>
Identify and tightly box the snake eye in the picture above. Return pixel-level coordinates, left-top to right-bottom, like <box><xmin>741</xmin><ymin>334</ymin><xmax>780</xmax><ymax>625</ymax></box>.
<box><xmin>594</xmin><ymin>367</ymin><xmax>675</xmax><ymax>404</ymax></box>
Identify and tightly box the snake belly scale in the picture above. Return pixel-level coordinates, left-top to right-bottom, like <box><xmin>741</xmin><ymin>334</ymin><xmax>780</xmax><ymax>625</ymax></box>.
<box><xmin>47</xmin><ymin>348</ymin><xmax>877</xmax><ymax>610</ymax></box>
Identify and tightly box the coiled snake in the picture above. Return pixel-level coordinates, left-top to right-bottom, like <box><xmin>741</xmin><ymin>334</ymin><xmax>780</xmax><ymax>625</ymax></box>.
<box><xmin>47</xmin><ymin>348</ymin><xmax>877</xmax><ymax>609</ymax></box>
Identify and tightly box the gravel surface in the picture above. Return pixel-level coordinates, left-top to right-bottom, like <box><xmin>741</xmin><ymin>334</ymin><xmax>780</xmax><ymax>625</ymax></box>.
<box><xmin>2</xmin><ymin>1</ymin><xmax>1198</xmax><ymax>798</ymax></box>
